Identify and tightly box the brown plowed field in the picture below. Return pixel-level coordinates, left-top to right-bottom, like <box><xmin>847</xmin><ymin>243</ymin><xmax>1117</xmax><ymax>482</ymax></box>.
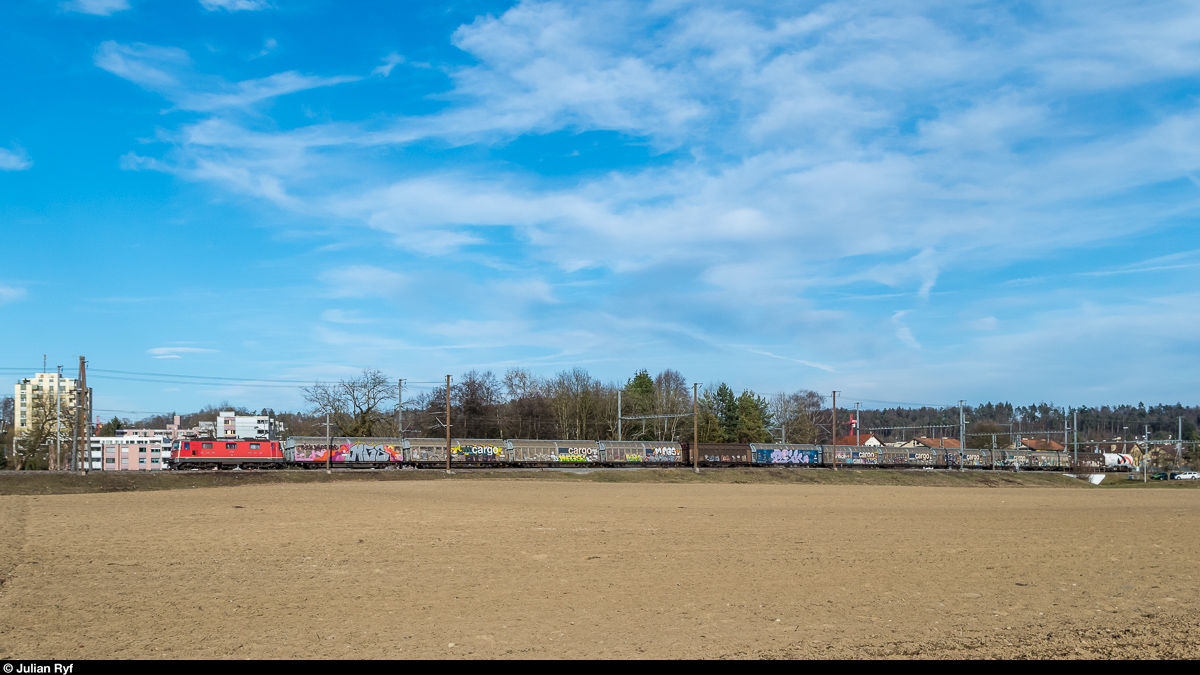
<box><xmin>1</xmin><ymin>480</ymin><xmax>1197</xmax><ymax>659</ymax></box>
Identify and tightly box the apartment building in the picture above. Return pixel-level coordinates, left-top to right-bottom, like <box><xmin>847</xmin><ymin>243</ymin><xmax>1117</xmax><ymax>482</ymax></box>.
<box><xmin>89</xmin><ymin>435</ymin><xmax>168</xmax><ymax>471</ymax></box>
<box><xmin>216</xmin><ymin>411</ymin><xmax>283</xmax><ymax>440</ymax></box>
<box><xmin>13</xmin><ymin>371</ymin><xmax>80</xmax><ymax>433</ymax></box>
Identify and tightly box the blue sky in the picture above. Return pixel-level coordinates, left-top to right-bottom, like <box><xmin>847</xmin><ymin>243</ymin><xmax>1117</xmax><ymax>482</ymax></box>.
<box><xmin>2</xmin><ymin>0</ymin><xmax>1200</xmax><ymax>418</ymax></box>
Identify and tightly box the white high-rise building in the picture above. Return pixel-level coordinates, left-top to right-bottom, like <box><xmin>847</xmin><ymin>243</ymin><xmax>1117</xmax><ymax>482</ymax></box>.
<box><xmin>216</xmin><ymin>411</ymin><xmax>283</xmax><ymax>440</ymax></box>
<box><xmin>14</xmin><ymin>371</ymin><xmax>80</xmax><ymax>433</ymax></box>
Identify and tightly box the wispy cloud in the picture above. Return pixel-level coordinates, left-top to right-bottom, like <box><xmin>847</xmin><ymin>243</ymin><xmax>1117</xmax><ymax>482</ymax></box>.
<box><xmin>95</xmin><ymin>41</ymin><xmax>359</xmax><ymax>113</ymax></box>
<box><xmin>0</xmin><ymin>286</ymin><xmax>27</xmax><ymax>304</ymax></box>
<box><xmin>0</xmin><ymin>147</ymin><xmax>32</xmax><ymax>171</ymax></box>
<box><xmin>372</xmin><ymin>53</ymin><xmax>403</xmax><ymax>77</ymax></box>
<box><xmin>319</xmin><ymin>265</ymin><xmax>408</xmax><ymax>299</ymax></box>
<box><xmin>199</xmin><ymin>0</ymin><xmax>270</xmax><ymax>11</ymax></box>
<box><xmin>147</xmin><ymin>347</ymin><xmax>219</xmax><ymax>359</ymax></box>
<box><xmin>320</xmin><ymin>309</ymin><xmax>377</xmax><ymax>324</ymax></box>
<box><xmin>748</xmin><ymin>349</ymin><xmax>835</xmax><ymax>373</ymax></box>
<box><xmin>62</xmin><ymin>0</ymin><xmax>130</xmax><ymax>16</ymax></box>
<box><xmin>892</xmin><ymin>311</ymin><xmax>921</xmax><ymax>350</ymax></box>
<box><xmin>90</xmin><ymin>1</ymin><xmax>1200</xmax><ymax>403</ymax></box>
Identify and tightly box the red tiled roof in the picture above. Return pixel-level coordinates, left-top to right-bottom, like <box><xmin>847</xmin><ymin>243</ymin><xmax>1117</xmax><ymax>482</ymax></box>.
<box><xmin>914</xmin><ymin>437</ymin><xmax>961</xmax><ymax>449</ymax></box>
<box><xmin>1021</xmin><ymin>439</ymin><xmax>1065</xmax><ymax>451</ymax></box>
<box><xmin>836</xmin><ymin>433</ymin><xmax>878</xmax><ymax>445</ymax></box>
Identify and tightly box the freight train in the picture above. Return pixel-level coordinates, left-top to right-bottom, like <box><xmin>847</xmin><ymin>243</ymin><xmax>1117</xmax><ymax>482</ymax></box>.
<box><xmin>165</xmin><ymin>437</ymin><xmax>1134</xmax><ymax>472</ymax></box>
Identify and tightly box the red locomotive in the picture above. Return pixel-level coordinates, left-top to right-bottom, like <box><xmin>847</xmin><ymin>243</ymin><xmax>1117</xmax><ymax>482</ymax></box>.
<box><xmin>169</xmin><ymin>439</ymin><xmax>285</xmax><ymax>470</ymax></box>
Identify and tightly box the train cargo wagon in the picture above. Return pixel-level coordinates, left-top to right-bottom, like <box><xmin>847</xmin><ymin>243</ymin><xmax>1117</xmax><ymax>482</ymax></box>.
<box><xmin>1028</xmin><ymin>451</ymin><xmax>1067</xmax><ymax>469</ymax></box>
<box><xmin>960</xmin><ymin>450</ymin><xmax>987</xmax><ymax>467</ymax></box>
<box><xmin>171</xmin><ymin>439</ymin><xmax>284</xmax><ymax>469</ymax></box>
<box><xmin>994</xmin><ymin>450</ymin><xmax>1030</xmax><ymax>469</ymax></box>
<box><xmin>405</xmin><ymin>438</ymin><xmax>449</xmax><ymax>463</ymax></box>
<box><xmin>750</xmin><ymin>443</ymin><xmax>821</xmax><ymax>465</ymax></box>
<box><xmin>1103</xmin><ymin>453</ymin><xmax>1135</xmax><ymax>471</ymax></box>
<box><xmin>833</xmin><ymin>445</ymin><xmax>880</xmax><ymax>466</ymax></box>
<box><xmin>875</xmin><ymin>449</ymin><xmax>937</xmax><ymax>467</ymax></box>
<box><xmin>1071</xmin><ymin>453</ymin><xmax>1106</xmax><ymax>472</ymax></box>
<box><xmin>685</xmin><ymin>442</ymin><xmax>750</xmax><ymax>464</ymax></box>
<box><xmin>599</xmin><ymin>441</ymin><xmax>682</xmax><ymax>464</ymax></box>
<box><xmin>451</xmin><ymin>439</ymin><xmax>508</xmax><ymax>464</ymax></box>
<box><xmin>508</xmin><ymin>440</ymin><xmax>599</xmax><ymax>464</ymax></box>
<box><xmin>285</xmin><ymin>436</ymin><xmax>405</xmax><ymax>465</ymax></box>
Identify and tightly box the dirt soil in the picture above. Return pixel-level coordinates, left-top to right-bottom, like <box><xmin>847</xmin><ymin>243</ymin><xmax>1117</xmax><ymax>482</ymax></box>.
<box><xmin>0</xmin><ymin>480</ymin><xmax>1197</xmax><ymax>659</ymax></box>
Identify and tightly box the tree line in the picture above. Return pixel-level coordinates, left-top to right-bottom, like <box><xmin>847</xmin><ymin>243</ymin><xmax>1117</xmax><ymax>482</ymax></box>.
<box><xmin>6</xmin><ymin>369</ymin><xmax>1200</xmax><ymax>469</ymax></box>
<box><xmin>301</xmin><ymin>368</ymin><xmax>807</xmax><ymax>444</ymax></box>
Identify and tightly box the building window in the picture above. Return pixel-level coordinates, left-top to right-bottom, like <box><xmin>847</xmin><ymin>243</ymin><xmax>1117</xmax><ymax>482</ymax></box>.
<box><xmin>151</xmin><ymin>458</ymin><xmax>160</xmax><ymax>463</ymax></box>
<box><xmin>105</xmin><ymin>458</ymin><xmax>115</xmax><ymax>464</ymax></box>
<box><xmin>139</xmin><ymin>458</ymin><xmax>145</xmax><ymax>464</ymax></box>
<box><xmin>139</xmin><ymin>448</ymin><xmax>146</xmax><ymax>453</ymax></box>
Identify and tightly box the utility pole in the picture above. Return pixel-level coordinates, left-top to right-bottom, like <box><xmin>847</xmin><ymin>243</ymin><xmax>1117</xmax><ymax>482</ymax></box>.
<box><xmin>55</xmin><ymin>365</ymin><xmax>62</xmax><ymax>471</ymax></box>
<box><xmin>831</xmin><ymin>391</ymin><xmax>838</xmax><ymax>471</ymax></box>
<box><xmin>76</xmin><ymin>356</ymin><xmax>85</xmax><ymax>474</ymax></box>
<box><xmin>445</xmin><ymin>375</ymin><xmax>452</xmax><ymax>473</ymax></box>
<box><xmin>959</xmin><ymin>400</ymin><xmax>965</xmax><ymax>472</ymax></box>
<box><xmin>324</xmin><ymin>413</ymin><xmax>332</xmax><ymax>474</ymax></box>
<box><xmin>855</xmin><ymin>402</ymin><xmax>861</xmax><ymax>446</ymax></box>
<box><xmin>1073</xmin><ymin>409</ymin><xmax>1079</xmax><ymax>469</ymax></box>
<box><xmin>617</xmin><ymin>390</ymin><xmax>622</xmax><ymax>442</ymax></box>
<box><xmin>1063</xmin><ymin>407</ymin><xmax>1068</xmax><ymax>458</ymax></box>
<box><xmin>1145</xmin><ymin>424</ymin><xmax>1150</xmax><ymax>482</ymax></box>
<box><xmin>692</xmin><ymin>383</ymin><xmax>699</xmax><ymax>474</ymax></box>
<box><xmin>1179</xmin><ymin>416</ymin><xmax>1184</xmax><ymax>467</ymax></box>
<box><xmin>397</xmin><ymin>379</ymin><xmax>404</xmax><ymax>438</ymax></box>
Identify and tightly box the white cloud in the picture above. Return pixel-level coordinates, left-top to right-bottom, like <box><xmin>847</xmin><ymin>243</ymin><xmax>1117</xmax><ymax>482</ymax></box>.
<box><xmin>320</xmin><ymin>309</ymin><xmax>377</xmax><ymax>324</ymax></box>
<box><xmin>199</xmin><ymin>0</ymin><xmax>270</xmax><ymax>11</ymax></box>
<box><xmin>99</xmin><ymin>1</ymin><xmax>1200</xmax><ymax>401</ymax></box>
<box><xmin>372</xmin><ymin>53</ymin><xmax>403</xmax><ymax>77</ymax></box>
<box><xmin>62</xmin><ymin>0</ymin><xmax>130</xmax><ymax>16</ymax></box>
<box><xmin>95</xmin><ymin>41</ymin><xmax>358</xmax><ymax>113</ymax></box>
<box><xmin>147</xmin><ymin>347</ymin><xmax>219</xmax><ymax>359</ymax></box>
<box><xmin>969</xmin><ymin>316</ymin><xmax>999</xmax><ymax>331</ymax></box>
<box><xmin>319</xmin><ymin>265</ymin><xmax>408</xmax><ymax>299</ymax></box>
<box><xmin>892</xmin><ymin>311</ymin><xmax>920</xmax><ymax>350</ymax></box>
<box><xmin>0</xmin><ymin>286</ymin><xmax>27</xmax><ymax>304</ymax></box>
<box><xmin>0</xmin><ymin>147</ymin><xmax>32</xmax><ymax>171</ymax></box>
<box><xmin>747</xmin><ymin>349</ymin><xmax>835</xmax><ymax>373</ymax></box>
<box><xmin>255</xmin><ymin>38</ymin><xmax>278</xmax><ymax>59</ymax></box>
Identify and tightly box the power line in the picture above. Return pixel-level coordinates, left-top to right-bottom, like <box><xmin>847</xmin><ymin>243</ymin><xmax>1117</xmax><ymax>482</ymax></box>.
<box><xmin>92</xmin><ymin>408</ymin><xmax>177</xmax><ymax>415</ymax></box>
<box><xmin>91</xmin><ymin>368</ymin><xmax>317</xmax><ymax>384</ymax></box>
<box><xmin>88</xmin><ymin>374</ymin><xmax>304</xmax><ymax>389</ymax></box>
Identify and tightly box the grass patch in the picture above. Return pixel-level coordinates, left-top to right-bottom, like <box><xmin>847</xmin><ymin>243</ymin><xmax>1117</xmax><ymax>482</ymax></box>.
<box><xmin>0</xmin><ymin>467</ymin><xmax>1095</xmax><ymax>496</ymax></box>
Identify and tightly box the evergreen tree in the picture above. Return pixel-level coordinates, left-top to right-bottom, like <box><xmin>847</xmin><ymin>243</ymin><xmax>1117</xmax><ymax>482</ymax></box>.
<box><xmin>625</xmin><ymin>369</ymin><xmax>655</xmax><ymax>440</ymax></box>
<box><xmin>714</xmin><ymin>383</ymin><xmax>738</xmax><ymax>442</ymax></box>
<box><xmin>735</xmin><ymin>390</ymin><xmax>773</xmax><ymax>443</ymax></box>
<box><xmin>99</xmin><ymin>416</ymin><xmax>124</xmax><ymax>437</ymax></box>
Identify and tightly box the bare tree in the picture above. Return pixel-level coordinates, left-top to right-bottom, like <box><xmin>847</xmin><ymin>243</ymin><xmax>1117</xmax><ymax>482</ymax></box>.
<box><xmin>303</xmin><ymin>369</ymin><xmax>398</xmax><ymax>437</ymax></box>
<box><xmin>768</xmin><ymin>390</ymin><xmax>825</xmax><ymax>444</ymax></box>
<box><xmin>14</xmin><ymin>390</ymin><xmax>80</xmax><ymax>470</ymax></box>
<box><xmin>548</xmin><ymin>368</ymin><xmax>611</xmax><ymax>440</ymax></box>
<box><xmin>502</xmin><ymin>368</ymin><xmax>552</xmax><ymax>439</ymax></box>
<box><xmin>454</xmin><ymin>370</ymin><xmax>501</xmax><ymax>438</ymax></box>
<box><xmin>653</xmin><ymin>369</ymin><xmax>691</xmax><ymax>440</ymax></box>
